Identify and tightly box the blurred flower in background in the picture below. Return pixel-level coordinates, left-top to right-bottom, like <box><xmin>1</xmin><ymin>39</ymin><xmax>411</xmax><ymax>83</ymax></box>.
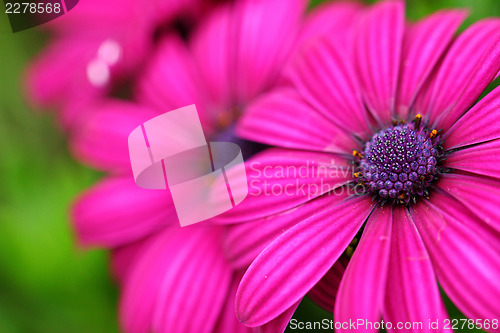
<box><xmin>0</xmin><ymin>0</ymin><xmax>499</xmax><ymax>333</ymax></box>
<box><xmin>25</xmin><ymin>0</ymin><xmax>209</xmax><ymax>127</ymax></box>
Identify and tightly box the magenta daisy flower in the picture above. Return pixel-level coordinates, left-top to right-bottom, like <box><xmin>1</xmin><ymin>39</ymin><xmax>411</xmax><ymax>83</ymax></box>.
<box><xmin>223</xmin><ymin>0</ymin><xmax>500</xmax><ymax>330</ymax></box>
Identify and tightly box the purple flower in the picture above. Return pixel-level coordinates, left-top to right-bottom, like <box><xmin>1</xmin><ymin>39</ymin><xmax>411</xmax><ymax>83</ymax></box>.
<box><xmin>224</xmin><ymin>1</ymin><xmax>500</xmax><ymax>331</ymax></box>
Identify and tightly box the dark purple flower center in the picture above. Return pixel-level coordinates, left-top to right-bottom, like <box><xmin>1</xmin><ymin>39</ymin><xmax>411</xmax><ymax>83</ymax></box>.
<box><xmin>353</xmin><ymin>116</ymin><xmax>443</xmax><ymax>204</ymax></box>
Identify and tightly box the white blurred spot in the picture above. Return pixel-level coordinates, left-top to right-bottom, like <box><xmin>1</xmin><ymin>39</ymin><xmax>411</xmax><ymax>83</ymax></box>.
<box><xmin>98</xmin><ymin>39</ymin><xmax>122</xmax><ymax>65</ymax></box>
<box><xmin>86</xmin><ymin>59</ymin><xmax>110</xmax><ymax>87</ymax></box>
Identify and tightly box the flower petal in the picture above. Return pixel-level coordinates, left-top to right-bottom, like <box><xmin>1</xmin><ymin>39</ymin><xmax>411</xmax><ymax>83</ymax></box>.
<box><xmin>120</xmin><ymin>227</ymin><xmax>232</xmax><ymax>333</ymax></box>
<box><xmin>26</xmin><ymin>37</ymin><xmax>105</xmax><ymax>108</ymax></box>
<box><xmin>352</xmin><ymin>0</ymin><xmax>405</xmax><ymax>123</ymax></box>
<box><xmin>229</xmin><ymin>0</ymin><xmax>307</xmax><ymax>104</ymax></box>
<box><xmin>214</xmin><ymin>272</ymin><xmax>253</xmax><ymax>333</ymax></box>
<box><xmin>396</xmin><ymin>10</ymin><xmax>467</xmax><ymax>118</ymax></box>
<box><xmin>415</xmin><ymin>19</ymin><xmax>500</xmax><ymax>130</ymax></box>
<box><xmin>111</xmin><ymin>241</ymin><xmax>144</xmax><ymax>285</ymax></box>
<box><xmin>444</xmin><ymin>85</ymin><xmax>500</xmax><ymax>149</ymax></box>
<box><xmin>118</xmin><ymin>229</ymin><xmax>181</xmax><ymax>333</ymax></box>
<box><xmin>383</xmin><ymin>207</ymin><xmax>448</xmax><ymax>332</ymax></box>
<box><xmin>411</xmin><ymin>195</ymin><xmax>500</xmax><ymax>322</ymax></box>
<box><xmin>435</xmin><ymin>35</ymin><xmax>500</xmax><ymax>132</ymax></box>
<box><xmin>444</xmin><ymin>140</ymin><xmax>500</xmax><ymax>179</ymax></box>
<box><xmin>136</xmin><ymin>34</ymin><xmax>215</xmax><ymax>133</ymax></box>
<box><xmin>72</xmin><ymin>177</ymin><xmax>177</xmax><ymax>247</ymax></box>
<box><xmin>254</xmin><ymin>302</ymin><xmax>301</xmax><ymax>333</ymax></box>
<box><xmin>213</xmin><ymin>149</ymin><xmax>354</xmax><ymax>224</ymax></box>
<box><xmin>224</xmin><ymin>194</ymin><xmax>337</xmax><ymax>269</ymax></box>
<box><xmin>296</xmin><ymin>1</ymin><xmax>363</xmax><ymax>49</ymax></box>
<box><xmin>237</xmin><ymin>89</ymin><xmax>358</xmax><ymax>154</ymax></box>
<box><xmin>334</xmin><ymin>206</ymin><xmax>393</xmax><ymax>333</ymax></box>
<box><xmin>45</xmin><ymin>0</ymin><xmax>143</xmax><ymax>35</ymax></box>
<box><xmin>286</xmin><ymin>34</ymin><xmax>371</xmax><ymax>136</ymax></box>
<box><xmin>307</xmin><ymin>260</ymin><xmax>345</xmax><ymax>313</ymax></box>
<box><xmin>236</xmin><ymin>195</ymin><xmax>375</xmax><ymax>326</ymax></box>
<box><xmin>436</xmin><ymin>173</ymin><xmax>500</xmax><ymax>235</ymax></box>
<box><xmin>70</xmin><ymin>100</ymin><xmax>157</xmax><ymax>172</ymax></box>
<box><xmin>189</xmin><ymin>4</ymin><xmax>233</xmax><ymax>114</ymax></box>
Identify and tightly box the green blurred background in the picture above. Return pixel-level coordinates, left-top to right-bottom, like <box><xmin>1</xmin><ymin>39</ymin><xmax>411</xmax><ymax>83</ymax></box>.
<box><xmin>0</xmin><ymin>11</ymin><xmax>119</xmax><ymax>333</ymax></box>
<box><xmin>0</xmin><ymin>1</ymin><xmax>499</xmax><ymax>332</ymax></box>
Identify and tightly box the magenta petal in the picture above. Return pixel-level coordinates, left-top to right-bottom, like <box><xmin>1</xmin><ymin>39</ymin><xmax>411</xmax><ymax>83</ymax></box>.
<box><xmin>437</xmin><ymin>36</ymin><xmax>500</xmax><ymax>131</ymax></box>
<box><xmin>436</xmin><ymin>174</ymin><xmax>500</xmax><ymax>236</ymax></box>
<box><xmin>307</xmin><ymin>260</ymin><xmax>345</xmax><ymax>313</ymax></box>
<box><xmin>286</xmin><ymin>34</ymin><xmax>371</xmax><ymax>136</ymax></box>
<box><xmin>229</xmin><ymin>0</ymin><xmax>307</xmax><ymax>104</ymax></box>
<box><xmin>152</xmin><ymin>231</ymin><xmax>232</xmax><ymax>333</ymax></box>
<box><xmin>136</xmin><ymin>34</ymin><xmax>214</xmax><ymax>133</ymax></box>
<box><xmin>213</xmin><ymin>148</ymin><xmax>354</xmax><ymax>224</ymax></box>
<box><xmin>396</xmin><ymin>10</ymin><xmax>467</xmax><ymax>118</ymax></box>
<box><xmin>444</xmin><ymin>140</ymin><xmax>500</xmax><ymax>179</ymax></box>
<box><xmin>236</xmin><ymin>195</ymin><xmax>375</xmax><ymax>326</ymax></box>
<box><xmin>352</xmin><ymin>0</ymin><xmax>405</xmax><ymax>123</ymax></box>
<box><xmin>415</xmin><ymin>19</ymin><xmax>500</xmax><ymax>130</ymax></box>
<box><xmin>296</xmin><ymin>1</ymin><xmax>363</xmax><ymax>48</ymax></box>
<box><xmin>72</xmin><ymin>177</ymin><xmax>177</xmax><ymax>247</ymax></box>
<box><xmin>335</xmin><ymin>206</ymin><xmax>393</xmax><ymax>333</ymax></box>
<box><xmin>147</xmin><ymin>0</ymin><xmax>202</xmax><ymax>25</ymax></box>
<box><xmin>44</xmin><ymin>0</ymin><xmax>138</xmax><ymax>31</ymax></box>
<box><xmin>119</xmin><ymin>229</ymin><xmax>181</xmax><ymax>333</ymax></box>
<box><xmin>214</xmin><ymin>272</ymin><xmax>253</xmax><ymax>333</ymax></box>
<box><xmin>111</xmin><ymin>241</ymin><xmax>144</xmax><ymax>285</ymax></box>
<box><xmin>25</xmin><ymin>37</ymin><xmax>104</xmax><ymax>108</ymax></box>
<box><xmin>190</xmin><ymin>4</ymin><xmax>233</xmax><ymax>113</ymax></box>
<box><xmin>254</xmin><ymin>302</ymin><xmax>301</xmax><ymax>333</ymax></box>
<box><xmin>444</xmin><ymin>85</ymin><xmax>500</xmax><ymax>149</ymax></box>
<box><xmin>70</xmin><ymin>100</ymin><xmax>157</xmax><ymax>172</ymax></box>
<box><xmin>224</xmin><ymin>194</ymin><xmax>336</xmax><ymax>269</ymax></box>
<box><xmin>411</xmin><ymin>197</ymin><xmax>500</xmax><ymax>322</ymax></box>
<box><xmin>384</xmin><ymin>207</ymin><xmax>448</xmax><ymax>332</ymax></box>
<box><xmin>223</xmin><ymin>217</ymin><xmax>294</xmax><ymax>270</ymax></box>
<box><xmin>237</xmin><ymin>89</ymin><xmax>357</xmax><ymax>154</ymax></box>
<box><xmin>121</xmin><ymin>227</ymin><xmax>232</xmax><ymax>333</ymax></box>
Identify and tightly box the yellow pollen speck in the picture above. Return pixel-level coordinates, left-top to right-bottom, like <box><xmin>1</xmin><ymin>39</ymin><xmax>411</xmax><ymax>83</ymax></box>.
<box><xmin>430</xmin><ymin>129</ymin><xmax>437</xmax><ymax>139</ymax></box>
<box><xmin>345</xmin><ymin>246</ymin><xmax>354</xmax><ymax>258</ymax></box>
<box><xmin>352</xmin><ymin>150</ymin><xmax>362</xmax><ymax>159</ymax></box>
<box><xmin>414</xmin><ymin>114</ymin><xmax>423</xmax><ymax>129</ymax></box>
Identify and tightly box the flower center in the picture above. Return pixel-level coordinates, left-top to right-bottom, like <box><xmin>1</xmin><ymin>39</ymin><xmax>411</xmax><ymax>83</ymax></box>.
<box><xmin>353</xmin><ymin>115</ymin><xmax>443</xmax><ymax>204</ymax></box>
